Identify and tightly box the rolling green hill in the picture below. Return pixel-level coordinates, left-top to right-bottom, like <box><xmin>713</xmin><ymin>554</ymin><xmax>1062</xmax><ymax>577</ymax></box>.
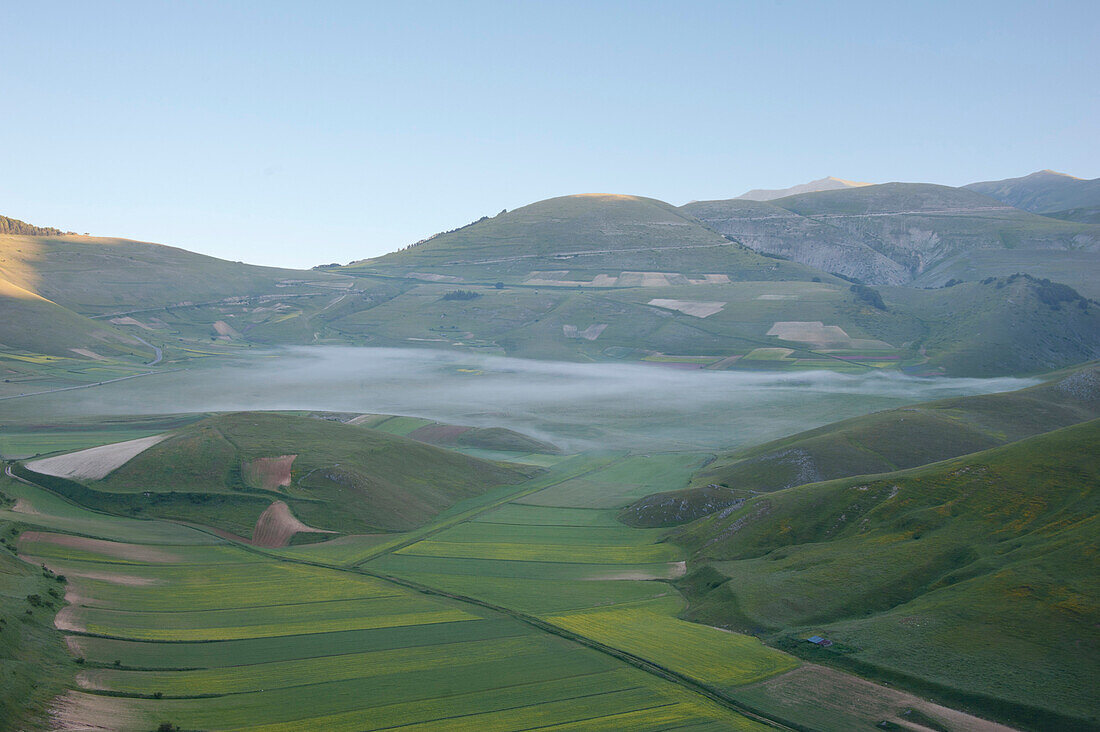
<box><xmin>0</xmin><ymin>524</ymin><xmax>72</xmax><ymax>731</ymax></box>
<box><xmin>888</xmin><ymin>274</ymin><xmax>1100</xmax><ymax>375</ymax></box>
<box><xmin>1043</xmin><ymin>205</ymin><xmax>1100</xmax><ymax>224</ymax></box>
<box><xmin>964</xmin><ymin>169</ymin><xmax>1100</xmax><ymax>214</ymax></box>
<box><xmin>2</xmin><ymin>204</ymin><xmax>1097</xmax><ymax>381</ymax></box>
<box><xmin>0</xmin><ymin>222</ymin><xmax>366</xmax><ymax>364</ymax></box>
<box><xmin>623</xmin><ymin>361</ymin><xmax>1100</xmax><ymax>528</ymax></box>
<box><xmin>349</xmin><ymin>413</ymin><xmax>560</xmax><ymax>454</ymax></box>
<box><xmin>0</xmin><ymin>231</ymin><xmax>352</xmax><ymax>316</ymax></box>
<box><xmin>670</xmin><ymin>419</ymin><xmax>1100</xmax><ymax>729</ymax></box>
<box><xmin>0</xmin><ymin>276</ymin><xmax>155</xmax><ymax>359</ymax></box>
<box><xmin>682</xmin><ymin>183</ymin><xmax>1100</xmax><ymax>294</ymax></box>
<box><xmin>344</xmin><ymin>193</ymin><xmax>827</xmax><ymax>283</ymax></box>
<box><xmin>21</xmin><ymin>412</ymin><xmax>533</xmax><ymax>537</ymax></box>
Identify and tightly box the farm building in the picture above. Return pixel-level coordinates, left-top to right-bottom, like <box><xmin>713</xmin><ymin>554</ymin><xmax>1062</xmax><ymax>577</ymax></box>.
<box><xmin>806</xmin><ymin>635</ymin><xmax>833</xmax><ymax>647</ymax></box>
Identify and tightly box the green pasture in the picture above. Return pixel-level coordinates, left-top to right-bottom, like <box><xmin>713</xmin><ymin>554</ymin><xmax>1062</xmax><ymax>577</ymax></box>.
<box><xmin>70</xmin><ymin>617</ymin><xmax>534</xmax><ymax>669</ymax></box>
<box><xmin>74</xmin><ymin>668</ymin><xmax>739</xmax><ymax>731</ymax></box>
<box><xmin>70</xmin><ymin>594</ymin><xmax>480</xmax><ymax>642</ymax></box>
<box><xmin>0</xmin><ymin>428</ymin><xmax>162</xmax><ymax>460</ymax></box>
<box><xmin>379</xmin><ymin>572</ymin><xmax>675</xmax><ymax>614</ymax></box>
<box><xmin>516</xmin><ymin>452</ymin><xmax>707</xmax><ymax>509</ymax></box>
<box><xmin>547</xmin><ymin>598</ymin><xmax>798</xmax><ymax>688</ymax></box>
<box><xmin>395</xmin><ymin>539</ymin><xmax>678</xmax><ymax>564</ymax></box>
<box><xmin>475</xmin><ymin>504</ymin><xmax>628</xmax><ymax>527</ymax></box>
<box><xmin>371</xmin><ymin>553</ymin><xmax>682</xmax><ymax>581</ymax></box>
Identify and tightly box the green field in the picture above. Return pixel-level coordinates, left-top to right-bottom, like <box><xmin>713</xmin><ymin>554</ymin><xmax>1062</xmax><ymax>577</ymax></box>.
<box><xmin>2</xmin><ymin>472</ymin><xmax>778</xmax><ymax>731</ymax></box>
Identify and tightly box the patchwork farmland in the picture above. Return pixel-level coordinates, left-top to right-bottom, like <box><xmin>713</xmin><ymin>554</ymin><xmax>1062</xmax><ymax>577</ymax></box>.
<box><xmin>0</xmin><ymin>430</ymin><xmax>1014</xmax><ymax>731</ymax></box>
<box><xmin>2</xmin><ymin>457</ymin><xmax>775</xmax><ymax>731</ymax></box>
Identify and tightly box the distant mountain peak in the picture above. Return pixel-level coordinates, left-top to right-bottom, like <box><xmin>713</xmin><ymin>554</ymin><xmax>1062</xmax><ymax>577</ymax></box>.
<box><xmin>735</xmin><ymin>176</ymin><xmax>872</xmax><ymax>202</ymax></box>
<box><xmin>1028</xmin><ymin>169</ymin><xmax>1080</xmax><ymax>180</ymax></box>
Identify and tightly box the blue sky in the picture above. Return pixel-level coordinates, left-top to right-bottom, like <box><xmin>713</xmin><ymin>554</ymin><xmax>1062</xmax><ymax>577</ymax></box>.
<box><xmin>2</xmin><ymin>1</ymin><xmax>1096</xmax><ymax>268</ymax></box>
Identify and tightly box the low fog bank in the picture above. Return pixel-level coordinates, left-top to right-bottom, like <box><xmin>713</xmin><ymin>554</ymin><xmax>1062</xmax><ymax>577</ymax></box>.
<box><xmin>10</xmin><ymin>347</ymin><xmax>1036</xmax><ymax>452</ymax></box>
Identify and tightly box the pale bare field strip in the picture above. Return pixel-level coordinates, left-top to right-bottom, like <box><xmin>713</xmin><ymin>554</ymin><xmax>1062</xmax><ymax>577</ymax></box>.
<box><xmin>562</xmin><ymin>324</ymin><xmax>608</xmax><ymax>341</ymax></box>
<box><xmin>68</xmin><ymin>348</ymin><xmax>109</xmax><ymax>361</ymax></box>
<box><xmin>585</xmin><ymin>561</ymin><xmax>686</xmax><ymax>581</ymax></box>
<box><xmin>25</xmin><ymin>434</ymin><xmax>168</xmax><ymax>480</ymax></box>
<box><xmin>49</xmin><ymin>690</ymin><xmax>147</xmax><ymax>731</ymax></box>
<box><xmin>525</xmin><ymin>271</ymin><xmax>729</xmax><ymax>287</ymax></box>
<box><xmin>108</xmin><ymin>316</ymin><xmax>155</xmax><ymax>330</ymax></box>
<box><xmin>767</xmin><ymin>321</ymin><xmax>893</xmax><ymax>349</ymax></box>
<box><xmin>647</xmin><ymin>299</ymin><xmax>726</xmax><ymax>318</ymax></box>
<box><xmin>212</xmin><ymin>319</ymin><xmax>241</xmax><ymax>337</ymax></box>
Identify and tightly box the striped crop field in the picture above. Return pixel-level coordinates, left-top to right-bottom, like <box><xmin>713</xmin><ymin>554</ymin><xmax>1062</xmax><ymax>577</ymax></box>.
<box><xmin>546</xmin><ymin>599</ymin><xmax>799</xmax><ymax>687</ymax></box>
<box><xmin>6</xmin><ymin>472</ymin><xmax>777</xmax><ymax>731</ymax></box>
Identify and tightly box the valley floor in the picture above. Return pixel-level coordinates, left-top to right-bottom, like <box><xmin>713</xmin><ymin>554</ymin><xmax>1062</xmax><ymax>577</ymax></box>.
<box><xmin>1</xmin><ymin>450</ymin><xmax>1018</xmax><ymax>732</ymax></box>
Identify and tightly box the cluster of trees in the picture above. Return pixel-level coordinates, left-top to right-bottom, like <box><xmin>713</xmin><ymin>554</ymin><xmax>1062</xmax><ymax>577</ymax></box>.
<box><xmin>984</xmin><ymin>274</ymin><xmax>1090</xmax><ymax>311</ymax></box>
<box><xmin>850</xmin><ymin>283</ymin><xmax>887</xmax><ymax>310</ymax></box>
<box><xmin>402</xmin><ymin>214</ymin><xmax>492</xmax><ymax>251</ymax></box>
<box><xmin>441</xmin><ymin>289</ymin><xmax>481</xmax><ymax>301</ymax></box>
<box><xmin>0</xmin><ymin>215</ymin><xmax>69</xmax><ymax>236</ymax></box>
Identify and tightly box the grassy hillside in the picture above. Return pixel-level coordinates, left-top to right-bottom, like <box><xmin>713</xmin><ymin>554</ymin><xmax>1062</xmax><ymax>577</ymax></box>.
<box><xmin>964</xmin><ymin>169</ymin><xmax>1100</xmax><ymax>214</ymax></box>
<box><xmin>350</xmin><ymin>413</ymin><xmax>560</xmax><ymax>454</ymax></box>
<box><xmin>23</xmin><ymin>412</ymin><xmax>533</xmax><ymax>536</ymax></box>
<box><xmin>345</xmin><ymin>193</ymin><xmax>826</xmax><ymax>283</ymax></box>
<box><xmin>0</xmin><ymin>225</ymin><xmax>381</xmax><ymax>367</ymax></box>
<box><xmin>0</xmin><ymin>519</ymin><xmax>73</xmax><ymax>731</ymax></box>
<box><xmin>683</xmin><ymin>183</ymin><xmax>1100</xmax><ymax>290</ymax></box>
<box><xmin>1044</xmin><ymin>205</ymin><xmax>1100</xmax><ymax>224</ymax></box>
<box><xmin>670</xmin><ymin>420</ymin><xmax>1100</xmax><ymax>729</ymax></box>
<box><xmin>0</xmin><ymin>232</ymin><xmax>352</xmax><ymax>316</ymax></box>
<box><xmin>624</xmin><ymin>362</ymin><xmax>1100</xmax><ymax>527</ymax></box>
<box><xmin>0</xmin><ymin>276</ymin><xmax>155</xmax><ymax>359</ymax></box>
<box><xmin>888</xmin><ymin>274</ymin><xmax>1100</xmax><ymax>376</ymax></box>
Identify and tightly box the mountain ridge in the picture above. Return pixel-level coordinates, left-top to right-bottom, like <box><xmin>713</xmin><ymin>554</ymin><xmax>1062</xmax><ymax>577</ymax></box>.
<box><xmin>964</xmin><ymin>169</ymin><xmax>1100</xmax><ymax>214</ymax></box>
<box><xmin>735</xmin><ymin>176</ymin><xmax>872</xmax><ymax>201</ymax></box>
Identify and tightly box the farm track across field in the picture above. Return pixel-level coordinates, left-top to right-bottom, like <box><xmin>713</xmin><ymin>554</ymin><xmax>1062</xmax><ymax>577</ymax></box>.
<box><xmin>0</xmin><ymin>369</ymin><xmax>181</xmax><ymax>402</ymax></box>
<box><xmin>11</xmin><ymin>461</ymin><xmax>806</xmax><ymax>730</ymax></box>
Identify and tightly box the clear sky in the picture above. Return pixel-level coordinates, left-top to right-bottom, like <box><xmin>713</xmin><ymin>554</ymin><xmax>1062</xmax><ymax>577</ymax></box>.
<box><xmin>2</xmin><ymin>1</ymin><xmax>1097</xmax><ymax>269</ymax></box>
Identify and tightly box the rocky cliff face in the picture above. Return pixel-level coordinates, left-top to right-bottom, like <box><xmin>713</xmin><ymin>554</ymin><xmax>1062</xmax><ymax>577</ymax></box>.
<box><xmin>681</xmin><ymin>198</ymin><xmax>911</xmax><ymax>284</ymax></box>
<box><xmin>682</xmin><ymin>183</ymin><xmax>1100</xmax><ymax>286</ymax></box>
